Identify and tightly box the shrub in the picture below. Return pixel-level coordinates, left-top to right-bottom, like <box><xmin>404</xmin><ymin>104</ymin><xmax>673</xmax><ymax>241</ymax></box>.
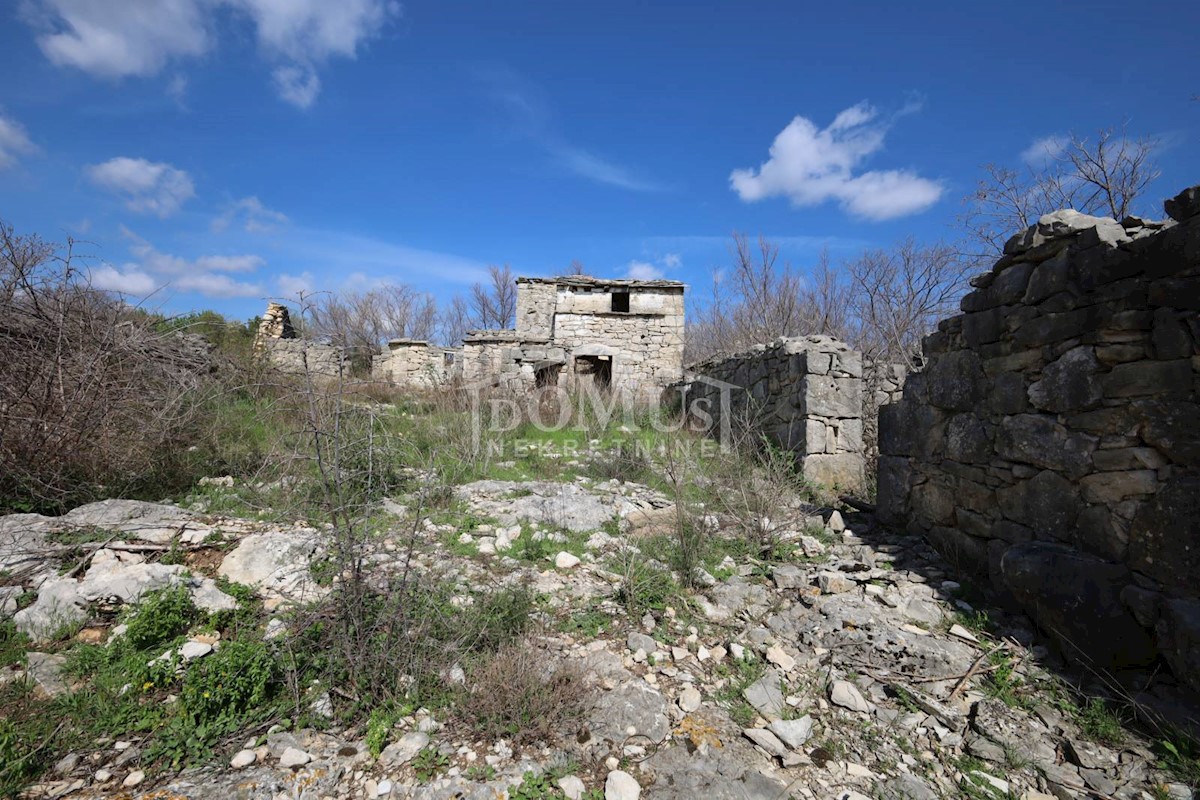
<box><xmin>124</xmin><ymin>586</ymin><xmax>201</xmax><ymax>651</ymax></box>
<box><xmin>461</xmin><ymin>639</ymin><xmax>587</xmax><ymax>746</ymax></box>
<box><xmin>181</xmin><ymin>639</ymin><xmax>280</xmax><ymax>725</ymax></box>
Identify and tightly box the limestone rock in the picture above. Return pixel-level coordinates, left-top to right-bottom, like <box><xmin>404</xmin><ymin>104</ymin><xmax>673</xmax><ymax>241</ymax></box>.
<box><xmin>829</xmin><ymin>680</ymin><xmax>871</xmax><ymax>713</ymax></box>
<box><xmin>279</xmin><ymin>747</ymin><xmax>312</xmax><ymax>768</ymax></box>
<box><xmin>605</xmin><ymin>770</ymin><xmax>640</xmax><ymax>800</ymax></box>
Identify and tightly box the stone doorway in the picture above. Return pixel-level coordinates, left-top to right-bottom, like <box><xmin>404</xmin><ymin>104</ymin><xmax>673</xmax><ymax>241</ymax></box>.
<box><xmin>574</xmin><ymin>355</ymin><xmax>612</xmax><ymax>392</ymax></box>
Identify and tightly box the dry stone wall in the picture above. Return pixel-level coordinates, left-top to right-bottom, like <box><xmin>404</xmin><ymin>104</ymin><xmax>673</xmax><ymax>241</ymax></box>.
<box><xmin>372</xmin><ymin>339</ymin><xmax>453</xmax><ymax>387</ymax></box>
<box><xmin>684</xmin><ymin>336</ymin><xmax>866</xmax><ymax>491</ymax></box>
<box><xmin>260</xmin><ymin>338</ymin><xmax>346</xmax><ymax>377</ymax></box>
<box><xmin>877</xmin><ymin>185</ymin><xmax>1200</xmax><ymax>694</ymax></box>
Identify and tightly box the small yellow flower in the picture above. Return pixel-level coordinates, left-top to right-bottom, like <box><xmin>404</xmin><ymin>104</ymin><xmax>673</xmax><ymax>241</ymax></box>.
<box><xmin>142</xmin><ymin>682</ymin><xmax>154</xmax><ymax>691</ymax></box>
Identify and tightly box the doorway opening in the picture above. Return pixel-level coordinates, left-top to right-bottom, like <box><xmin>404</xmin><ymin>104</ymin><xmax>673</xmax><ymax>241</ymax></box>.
<box><xmin>575</xmin><ymin>355</ymin><xmax>612</xmax><ymax>392</ymax></box>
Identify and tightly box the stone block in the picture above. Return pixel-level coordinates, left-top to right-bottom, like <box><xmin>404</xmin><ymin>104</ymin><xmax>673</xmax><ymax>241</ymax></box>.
<box><xmin>875</xmin><ymin>457</ymin><xmax>913</xmax><ymax>526</ymax></box>
<box><xmin>1103</xmin><ymin>359</ymin><xmax>1192</xmax><ymax>398</ymax></box>
<box><xmin>999</xmin><ymin>542</ymin><xmax>1156</xmax><ymax>668</ymax></box>
<box><xmin>997</xmin><ymin>469</ymin><xmax>1082</xmax><ymax>541</ymax></box>
<box><xmin>1129</xmin><ymin>476</ymin><xmax>1200</xmax><ymax>596</ymax></box>
<box><xmin>925</xmin><ymin>350</ymin><xmax>986</xmax><ymax>411</ymax></box>
<box><xmin>995</xmin><ymin>414</ymin><xmax>1096</xmax><ymax>478</ymax></box>
<box><xmin>1078</xmin><ymin>470</ymin><xmax>1158</xmax><ymax>504</ymax></box>
<box><xmin>945</xmin><ymin>413</ymin><xmax>991</xmax><ymax>463</ymax></box>
<box><xmin>801</xmin><ymin>376</ymin><xmax>861</xmax><ymax>419</ymax></box>
<box><xmin>1027</xmin><ymin>346</ymin><xmax>1104</xmax><ymax>412</ymax></box>
<box><xmin>1158</xmin><ymin>599</ymin><xmax>1200</xmax><ymax>693</ymax></box>
<box><xmin>801</xmin><ymin>453</ymin><xmax>862</xmax><ymax>491</ymax></box>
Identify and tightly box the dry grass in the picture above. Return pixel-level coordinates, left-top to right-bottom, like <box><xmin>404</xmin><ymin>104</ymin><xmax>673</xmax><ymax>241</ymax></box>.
<box><xmin>460</xmin><ymin>638</ymin><xmax>589</xmax><ymax>746</ymax></box>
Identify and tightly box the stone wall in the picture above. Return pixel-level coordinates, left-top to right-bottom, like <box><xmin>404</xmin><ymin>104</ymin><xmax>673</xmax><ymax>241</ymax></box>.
<box><xmin>553</xmin><ymin>309</ymin><xmax>685</xmax><ymax>396</ymax></box>
<box><xmin>260</xmin><ymin>338</ymin><xmax>346</xmax><ymax>377</ymax></box>
<box><xmin>877</xmin><ymin>186</ymin><xmax>1200</xmax><ymax>693</ymax></box>
<box><xmin>684</xmin><ymin>336</ymin><xmax>866</xmax><ymax>490</ymax></box>
<box><xmin>515</xmin><ymin>280</ymin><xmax>556</xmax><ymax>338</ymax></box>
<box><xmin>372</xmin><ymin>339</ymin><xmax>453</xmax><ymax>388</ymax></box>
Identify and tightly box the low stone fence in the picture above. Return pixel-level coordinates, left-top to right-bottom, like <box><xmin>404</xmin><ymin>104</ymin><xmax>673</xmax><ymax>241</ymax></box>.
<box><xmin>877</xmin><ymin>185</ymin><xmax>1200</xmax><ymax>695</ymax></box>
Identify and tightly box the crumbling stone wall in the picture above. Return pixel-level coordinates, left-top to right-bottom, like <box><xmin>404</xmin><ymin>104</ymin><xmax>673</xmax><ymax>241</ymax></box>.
<box><xmin>684</xmin><ymin>336</ymin><xmax>865</xmax><ymax>490</ymax></box>
<box><xmin>256</xmin><ymin>301</ymin><xmax>295</xmax><ymax>342</ymax></box>
<box><xmin>372</xmin><ymin>339</ymin><xmax>453</xmax><ymax>387</ymax></box>
<box><xmin>877</xmin><ymin>185</ymin><xmax>1200</xmax><ymax>692</ymax></box>
<box><xmin>253</xmin><ymin>301</ymin><xmax>345</xmax><ymax>377</ymax></box>
<box><xmin>461</xmin><ymin>331</ymin><xmax>564</xmax><ymax>390</ymax></box>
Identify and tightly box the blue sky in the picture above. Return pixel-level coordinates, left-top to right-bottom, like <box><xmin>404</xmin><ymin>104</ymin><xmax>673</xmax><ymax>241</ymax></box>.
<box><xmin>0</xmin><ymin>0</ymin><xmax>1196</xmax><ymax>322</ymax></box>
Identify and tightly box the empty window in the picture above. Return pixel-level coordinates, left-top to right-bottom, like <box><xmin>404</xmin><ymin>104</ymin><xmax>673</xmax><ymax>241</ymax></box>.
<box><xmin>611</xmin><ymin>291</ymin><xmax>630</xmax><ymax>312</ymax></box>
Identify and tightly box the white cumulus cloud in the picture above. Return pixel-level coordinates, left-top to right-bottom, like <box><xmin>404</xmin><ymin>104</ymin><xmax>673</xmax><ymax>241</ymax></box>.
<box><xmin>0</xmin><ymin>113</ymin><xmax>37</xmax><ymax>169</ymax></box>
<box><xmin>276</xmin><ymin>271</ymin><xmax>314</xmax><ymax>298</ymax></box>
<box><xmin>85</xmin><ymin>157</ymin><xmax>195</xmax><ymax>217</ymax></box>
<box><xmin>22</xmin><ymin>0</ymin><xmax>399</xmax><ymax>108</ymax></box>
<box><xmin>730</xmin><ymin>101</ymin><xmax>943</xmax><ymax>220</ymax></box>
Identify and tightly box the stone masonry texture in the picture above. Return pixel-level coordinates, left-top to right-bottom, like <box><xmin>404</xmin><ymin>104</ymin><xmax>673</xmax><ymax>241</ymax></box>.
<box><xmin>876</xmin><ymin>185</ymin><xmax>1200</xmax><ymax>695</ymax></box>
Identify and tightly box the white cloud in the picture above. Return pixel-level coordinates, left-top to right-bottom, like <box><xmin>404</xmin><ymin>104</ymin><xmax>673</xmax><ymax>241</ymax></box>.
<box><xmin>1021</xmin><ymin>134</ymin><xmax>1069</xmax><ymax>166</ymax></box>
<box><xmin>213</xmin><ymin>195</ymin><xmax>289</xmax><ymax>233</ymax></box>
<box><xmin>730</xmin><ymin>101</ymin><xmax>943</xmax><ymax>220</ymax></box>
<box><xmin>90</xmin><ymin>264</ymin><xmax>159</xmax><ymax>295</ymax></box>
<box><xmin>272</xmin><ymin>65</ymin><xmax>320</xmax><ymax>109</ymax></box>
<box><xmin>22</xmin><ymin>0</ymin><xmax>398</xmax><ymax>107</ymax></box>
<box><xmin>167</xmin><ymin>73</ymin><xmax>189</xmax><ymax>108</ymax></box>
<box><xmin>626</xmin><ymin>260</ymin><xmax>663</xmax><ymax>280</ymax></box>
<box><xmin>25</xmin><ymin>0</ymin><xmax>211</xmax><ymax>78</ymax></box>
<box><xmin>661</xmin><ymin>253</ymin><xmax>681</xmax><ymax>269</ymax></box>
<box><xmin>276</xmin><ymin>271</ymin><xmax>314</xmax><ymax>298</ymax></box>
<box><xmin>85</xmin><ymin>157</ymin><xmax>195</xmax><ymax>217</ymax></box>
<box><xmin>0</xmin><ymin>113</ymin><xmax>37</xmax><ymax>169</ymax></box>
<box><xmin>94</xmin><ymin>228</ymin><xmax>266</xmax><ymax>299</ymax></box>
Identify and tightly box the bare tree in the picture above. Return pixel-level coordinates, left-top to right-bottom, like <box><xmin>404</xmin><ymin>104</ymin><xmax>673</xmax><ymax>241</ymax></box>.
<box><xmin>308</xmin><ymin>284</ymin><xmax>438</xmax><ymax>353</ymax></box>
<box><xmin>846</xmin><ymin>238</ymin><xmax>970</xmax><ymax>368</ymax></box>
<box><xmin>685</xmin><ymin>234</ymin><xmax>852</xmax><ymax>362</ymax></box>
<box><xmin>961</xmin><ymin>125</ymin><xmax>1160</xmax><ymax>260</ymax></box>
<box><xmin>568</xmin><ymin>260</ymin><xmax>587</xmax><ymax>276</ymax></box>
<box><xmin>470</xmin><ymin>264</ymin><xmax>517</xmax><ymax>330</ymax></box>
<box><xmin>438</xmin><ymin>294</ymin><xmax>473</xmax><ymax>346</ymax></box>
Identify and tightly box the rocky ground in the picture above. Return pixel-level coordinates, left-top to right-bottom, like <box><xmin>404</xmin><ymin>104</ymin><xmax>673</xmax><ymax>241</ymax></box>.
<box><xmin>2</xmin><ymin>477</ymin><xmax>1195</xmax><ymax>800</ymax></box>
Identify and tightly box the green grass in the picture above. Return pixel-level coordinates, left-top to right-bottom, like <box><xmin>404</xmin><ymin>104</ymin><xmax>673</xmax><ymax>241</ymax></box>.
<box><xmin>1075</xmin><ymin>698</ymin><xmax>1126</xmax><ymax>746</ymax></box>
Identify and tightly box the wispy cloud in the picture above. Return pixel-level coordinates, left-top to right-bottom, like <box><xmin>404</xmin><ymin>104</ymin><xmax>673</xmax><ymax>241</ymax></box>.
<box><xmin>0</xmin><ymin>112</ymin><xmax>37</xmax><ymax>169</ymax></box>
<box><xmin>91</xmin><ymin>228</ymin><xmax>266</xmax><ymax>299</ymax></box>
<box><xmin>1020</xmin><ymin>134</ymin><xmax>1070</xmax><ymax>166</ymax></box>
<box><xmin>477</xmin><ymin>65</ymin><xmax>664</xmax><ymax>192</ymax></box>
<box><xmin>213</xmin><ymin>196</ymin><xmax>289</xmax><ymax>234</ymax></box>
<box><xmin>279</xmin><ymin>226</ymin><xmax>494</xmax><ymax>288</ymax></box>
<box><xmin>730</xmin><ymin>100</ymin><xmax>942</xmax><ymax>220</ymax></box>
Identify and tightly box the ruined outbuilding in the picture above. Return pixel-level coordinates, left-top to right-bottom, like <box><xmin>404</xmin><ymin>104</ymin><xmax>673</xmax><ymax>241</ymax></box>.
<box><xmin>460</xmin><ymin>276</ymin><xmax>685</xmax><ymax>396</ymax></box>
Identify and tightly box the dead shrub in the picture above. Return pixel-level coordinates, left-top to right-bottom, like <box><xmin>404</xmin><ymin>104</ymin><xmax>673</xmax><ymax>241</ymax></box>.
<box><xmin>460</xmin><ymin>638</ymin><xmax>588</xmax><ymax>746</ymax></box>
<box><xmin>0</xmin><ymin>224</ymin><xmax>231</xmax><ymax>511</ymax></box>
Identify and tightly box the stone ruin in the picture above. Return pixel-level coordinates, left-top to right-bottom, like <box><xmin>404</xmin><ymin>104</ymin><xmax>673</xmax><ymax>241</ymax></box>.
<box><xmin>876</xmin><ymin>184</ymin><xmax>1200</xmax><ymax>702</ymax></box>
<box><xmin>682</xmin><ymin>337</ymin><xmax>871</xmax><ymax>492</ymax></box>
<box><xmin>253</xmin><ymin>301</ymin><xmax>346</xmax><ymax>376</ymax></box>
<box><xmin>256</xmin><ymin>276</ymin><xmax>686</xmax><ymax>396</ymax></box>
<box><xmin>372</xmin><ymin>339</ymin><xmax>453</xmax><ymax>387</ymax></box>
<box><xmin>461</xmin><ymin>276</ymin><xmax>686</xmax><ymax>397</ymax></box>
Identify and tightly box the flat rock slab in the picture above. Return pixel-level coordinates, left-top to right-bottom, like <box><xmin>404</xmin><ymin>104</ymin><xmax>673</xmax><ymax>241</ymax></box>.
<box><xmin>218</xmin><ymin>531</ymin><xmax>322</xmax><ymax>601</ymax></box>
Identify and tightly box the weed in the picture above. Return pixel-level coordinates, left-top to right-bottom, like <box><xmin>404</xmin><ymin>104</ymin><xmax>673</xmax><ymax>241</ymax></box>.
<box><xmin>466</xmin><ymin>764</ymin><xmax>497</xmax><ymax>782</ymax></box>
<box><xmin>123</xmin><ymin>585</ymin><xmax>201</xmax><ymax>650</ymax></box>
<box><xmin>412</xmin><ymin>746</ymin><xmax>450</xmax><ymax>781</ymax></box>
<box><xmin>558</xmin><ymin>604</ymin><xmax>611</xmax><ymax>638</ymax></box>
<box><xmin>982</xmin><ymin>649</ymin><xmax>1025</xmax><ymax>708</ymax></box>
<box><xmin>0</xmin><ymin>620</ymin><xmax>29</xmax><ymax>669</ymax></box>
<box><xmin>508</xmin><ymin>771</ymin><xmax>562</xmax><ymax>799</ymax></box>
<box><xmin>1156</xmin><ymin>734</ymin><xmax>1200</xmax><ymax>787</ymax></box>
<box><xmin>366</xmin><ymin>704</ymin><xmax>405</xmax><ymax>758</ymax></box>
<box><xmin>460</xmin><ymin>639</ymin><xmax>587</xmax><ymax>746</ymax></box>
<box><xmin>1075</xmin><ymin>698</ymin><xmax>1126</xmax><ymax>746</ymax></box>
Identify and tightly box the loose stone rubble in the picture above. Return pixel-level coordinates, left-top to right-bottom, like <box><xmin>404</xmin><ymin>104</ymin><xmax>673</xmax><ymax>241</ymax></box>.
<box><xmin>4</xmin><ymin>475</ymin><xmax>1192</xmax><ymax>800</ymax></box>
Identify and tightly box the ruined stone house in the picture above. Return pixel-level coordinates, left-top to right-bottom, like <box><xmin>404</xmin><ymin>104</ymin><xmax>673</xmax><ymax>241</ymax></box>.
<box><xmin>458</xmin><ymin>276</ymin><xmax>685</xmax><ymax>396</ymax></box>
